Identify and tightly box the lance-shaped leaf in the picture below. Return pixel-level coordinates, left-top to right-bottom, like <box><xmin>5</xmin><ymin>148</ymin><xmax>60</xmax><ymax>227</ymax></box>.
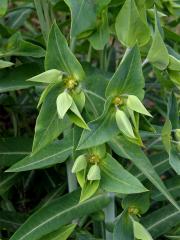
<box><xmin>9</xmin><ymin>191</ymin><xmax>110</xmax><ymax>240</ymax></box>
<box><xmin>89</xmin><ymin>8</ymin><xmax>109</xmax><ymax>50</ymax></box>
<box><xmin>0</xmin><ymin>63</ymin><xmax>43</xmax><ymax>93</ymax></box>
<box><xmin>77</xmin><ymin>99</ymin><xmax>118</xmax><ymax>150</ymax></box>
<box><xmin>6</xmin><ymin>137</ymin><xmax>73</xmax><ymax>172</ymax></box>
<box><xmin>32</xmin><ymin>82</ymin><xmax>69</xmax><ymax>153</ymax></box>
<box><xmin>147</xmin><ymin>9</ymin><xmax>169</xmax><ymax>70</ymax></box>
<box><xmin>133</xmin><ymin>220</ymin><xmax>153</xmax><ymax>240</ymax></box>
<box><xmin>162</xmin><ymin>119</ymin><xmax>172</xmax><ymax>153</ymax></box>
<box><xmin>80</xmin><ymin>180</ymin><xmax>100</xmax><ymax>202</ymax></box>
<box><xmin>168</xmin><ymin>92</ymin><xmax>179</xmax><ymax>129</ymax></box>
<box><xmin>0</xmin><ymin>173</ymin><xmax>20</xmax><ymax>195</ymax></box>
<box><xmin>106</xmin><ymin>46</ymin><xmax>145</xmax><ymax>100</ymax></box>
<box><xmin>27</xmin><ymin>70</ymin><xmax>62</xmax><ymax>84</ymax></box>
<box><xmin>100</xmin><ymin>154</ymin><xmax>147</xmax><ymax>194</ymax></box>
<box><xmin>115</xmin><ymin>109</ymin><xmax>135</xmax><ymax>139</ymax></box>
<box><xmin>169</xmin><ymin>147</ymin><xmax>180</xmax><ymax>175</ymax></box>
<box><xmin>72</xmin><ymin>154</ymin><xmax>87</xmax><ymax>173</ymax></box>
<box><xmin>68</xmin><ymin>101</ymin><xmax>89</xmax><ymax>129</ymax></box>
<box><xmin>87</xmin><ymin>164</ymin><xmax>101</xmax><ymax>180</ymax></box>
<box><xmin>0</xmin><ymin>0</ymin><xmax>8</xmax><ymax>16</ymax></box>
<box><xmin>127</xmin><ymin>95</ymin><xmax>152</xmax><ymax>117</ymax></box>
<box><xmin>115</xmin><ymin>0</ymin><xmax>150</xmax><ymax>47</ymax></box>
<box><xmin>109</xmin><ymin>136</ymin><xmax>180</xmax><ymax>211</ymax></box>
<box><xmin>168</xmin><ymin>55</ymin><xmax>180</xmax><ymax>71</ymax></box>
<box><xmin>0</xmin><ymin>32</ymin><xmax>45</xmax><ymax>58</ymax></box>
<box><xmin>39</xmin><ymin>224</ymin><xmax>76</xmax><ymax>240</ymax></box>
<box><xmin>56</xmin><ymin>92</ymin><xmax>73</xmax><ymax>119</ymax></box>
<box><xmin>113</xmin><ymin>210</ymin><xmax>134</xmax><ymax>240</ymax></box>
<box><xmin>64</xmin><ymin>0</ymin><xmax>96</xmax><ymax>38</ymax></box>
<box><xmin>0</xmin><ymin>60</ymin><xmax>14</xmax><ymax>69</ymax></box>
<box><xmin>45</xmin><ymin>22</ymin><xmax>85</xmax><ymax>81</ymax></box>
<box><xmin>143</xmin><ymin>202</ymin><xmax>180</xmax><ymax>238</ymax></box>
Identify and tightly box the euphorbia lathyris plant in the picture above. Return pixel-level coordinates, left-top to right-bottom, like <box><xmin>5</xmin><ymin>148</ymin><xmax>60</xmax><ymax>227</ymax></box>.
<box><xmin>0</xmin><ymin>0</ymin><xmax>180</xmax><ymax>240</ymax></box>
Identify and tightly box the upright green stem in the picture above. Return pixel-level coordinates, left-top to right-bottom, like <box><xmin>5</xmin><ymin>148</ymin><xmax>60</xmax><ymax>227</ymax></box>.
<box><xmin>104</xmin><ymin>193</ymin><xmax>115</xmax><ymax>240</ymax></box>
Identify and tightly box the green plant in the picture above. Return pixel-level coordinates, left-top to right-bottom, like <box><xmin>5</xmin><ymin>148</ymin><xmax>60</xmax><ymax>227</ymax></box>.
<box><xmin>0</xmin><ymin>0</ymin><xmax>180</xmax><ymax>240</ymax></box>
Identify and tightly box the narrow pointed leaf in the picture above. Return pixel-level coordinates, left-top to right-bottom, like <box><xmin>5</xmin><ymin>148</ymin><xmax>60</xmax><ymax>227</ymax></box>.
<box><xmin>9</xmin><ymin>191</ymin><xmax>110</xmax><ymax>240</ymax></box>
<box><xmin>116</xmin><ymin>110</ymin><xmax>135</xmax><ymax>138</ymax></box>
<box><xmin>147</xmin><ymin>9</ymin><xmax>169</xmax><ymax>70</ymax></box>
<box><xmin>127</xmin><ymin>95</ymin><xmax>152</xmax><ymax>117</ymax></box>
<box><xmin>133</xmin><ymin>220</ymin><xmax>153</xmax><ymax>240</ymax></box>
<box><xmin>115</xmin><ymin>0</ymin><xmax>150</xmax><ymax>47</ymax></box>
<box><xmin>0</xmin><ymin>60</ymin><xmax>14</xmax><ymax>69</ymax></box>
<box><xmin>64</xmin><ymin>0</ymin><xmax>96</xmax><ymax>38</ymax></box>
<box><xmin>27</xmin><ymin>70</ymin><xmax>62</xmax><ymax>84</ymax></box>
<box><xmin>6</xmin><ymin>137</ymin><xmax>73</xmax><ymax>172</ymax></box>
<box><xmin>45</xmin><ymin>22</ymin><xmax>85</xmax><ymax>81</ymax></box>
<box><xmin>32</xmin><ymin>83</ymin><xmax>69</xmax><ymax>153</ymax></box>
<box><xmin>109</xmin><ymin>136</ymin><xmax>180</xmax><ymax>211</ymax></box>
<box><xmin>69</xmin><ymin>101</ymin><xmax>89</xmax><ymax>129</ymax></box>
<box><xmin>169</xmin><ymin>147</ymin><xmax>180</xmax><ymax>175</ymax></box>
<box><xmin>143</xmin><ymin>202</ymin><xmax>180</xmax><ymax>238</ymax></box>
<box><xmin>56</xmin><ymin>92</ymin><xmax>73</xmax><ymax>119</ymax></box>
<box><xmin>168</xmin><ymin>55</ymin><xmax>180</xmax><ymax>71</ymax></box>
<box><xmin>100</xmin><ymin>154</ymin><xmax>147</xmax><ymax>194</ymax></box>
<box><xmin>89</xmin><ymin>8</ymin><xmax>109</xmax><ymax>50</ymax></box>
<box><xmin>80</xmin><ymin>180</ymin><xmax>100</xmax><ymax>202</ymax></box>
<box><xmin>113</xmin><ymin>210</ymin><xmax>134</xmax><ymax>240</ymax></box>
<box><xmin>40</xmin><ymin>224</ymin><xmax>76</xmax><ymax>240</ymax></box>
<box><xmin>77</xmin><ymin>99</ymin><xmax>118</xmax><ymax>150</ymax></box>
<box><xmin>106</xmin><ymin>46</ymin><xmax>145</xmax><ymax>100</ymax></box>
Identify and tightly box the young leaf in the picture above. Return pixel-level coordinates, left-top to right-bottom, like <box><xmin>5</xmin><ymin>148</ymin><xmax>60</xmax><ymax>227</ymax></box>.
<box><xmin>87</xmin><ymin>165</ymin><xmax>101</xmax><ymax>181</ymax></box>
<box><xmin>9</xmin><ymin>191</ymin><xmax>110</xmax><ymax>240</ymax></box>
<box><xmin>32</xmin><ymin>83</ymin><xmax>70</xmax><ymax>153</ymax></box>
<box><xmin>89</xmin><ymin>8</ymin><xmax>109</xmax><ymax>50</ymax></box>
<box><xmin>0</xmin><ymin>32</ymin><xmax>45</xmax><ymax>58</ymax></box>
<box><xmin>168</xmin><ymin>55</ymin><xmax>180</xmax><ymax>71</ymax></box>
<box><xmin>39</xmin><ymin>224</ymin><xmax>76</xmax><ymax>240</ymax></box>
<box><xmin>162</xmin><ymin>119</ymin><xmax>172</xmax><ymax>153</ymax></box>
<box><xmin>0</xmin><ymin>0</ymin><xmax>8</xmax><ymax>16</ymax></box>
<box><xmin>80</xmin><ymin>180</ymin><xmax>100</xmax><ymax>202</ymax></box>
<box><xmin>127</xmin><ymin>95</ymin><xmax>152</xmax><ymax>117</ymax></box>
<box><xmin>115</xmin><ymin>0</ymin><xmax>150</xmax><ymax>47</ymax></box>
<box><xmin>100</xmin><ymin>154</ymin><xmax>147</xmax><ymax>194</ymax></box>
<box><xmin>27</xmin><ymin>70</ymin><xmax>62</xmax><ymax>84</ymax></box>
<box><xmin>68</xmin><ymin>101</ymin><xmax>89</xmax><ymax>129</ymax></box>
<box><xmin>56</xmin><ymin>92</ymin><xmax>73</xmax><ymax>119</ymax></box>
<box><xmin>72</xmin><ymin>154</ymin><xmax>87</xmax><ymax>173</ymax></box>
<box><xmin>77</xmin><ymin>99</ymin><xmax>118</xmax><ymax>150</ymax></box>
<box><xmin>109</xmin><ymin>136</ymin><xmax>180</xmax><ymax>211</ymax></box>
<box><xmin>133</xmin><ymin>220</ymin><xmax>153</xmax><ymax>240</ymax></box>
<box><xmin>147</xmin><ymin>9</ymin><xmax>169</xmax><ymax>70</ymax></box>
<box><xmin>113</xmin><ymin>210</ymin><xmax>134</xmax><ymax>240</ymax></box>
<box><xmin>106</xmin><ymin>45</ymin><xmax>145</xmax><ymax>100</ymax></box>
<box><xmin>6</xmin><ymin>137</ymin><xmax>73</xmax><ymax>172</ymax></box>
<box><xmin>115</xmin><ymin>109</ymin><xmax>135</xmax><ymax>139</ymax></box>
<box><xmin>45</xmin><ymin>22</ymin><xmax>85</xmax><ymax>81</ymax></box>
<box><xmin>0</xmin><ymin>60</ymin><xmax>14</xmax><ymax>69</ymax></box>
<box><xmin>64</xmin><ymin>0</ymin><xmax>96</xmax><ymax>38</ymax></box>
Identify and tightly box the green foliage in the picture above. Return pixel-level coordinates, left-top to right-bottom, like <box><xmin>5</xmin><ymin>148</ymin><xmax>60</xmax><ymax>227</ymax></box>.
<box><xmin>0</xmin><ymin>1</ymin><xmax>179</xmax><ymax>240</ymax></box>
